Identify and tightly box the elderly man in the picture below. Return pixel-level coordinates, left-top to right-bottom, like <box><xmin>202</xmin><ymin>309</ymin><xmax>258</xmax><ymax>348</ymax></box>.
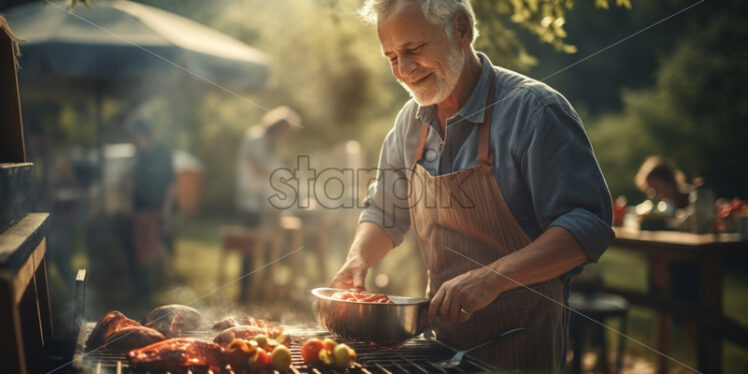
<box><xmin>331</xmin><ymin>0</ymin><xmax>614</xmax><ymax>371</ymax></box>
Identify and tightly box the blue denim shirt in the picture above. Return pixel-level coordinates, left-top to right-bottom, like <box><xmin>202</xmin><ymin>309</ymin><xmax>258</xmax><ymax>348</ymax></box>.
<box><xmin>360</xmin><ymin>52</ymin><xmax>614</xmax><ymax>265</ymax></box>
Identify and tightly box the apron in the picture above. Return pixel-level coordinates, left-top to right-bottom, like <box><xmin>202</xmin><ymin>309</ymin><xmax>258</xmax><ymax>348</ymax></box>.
<box><xmin>407</xmin><ymin>74</ymin><xmax>566</xmax><ymax>372</ymax></box>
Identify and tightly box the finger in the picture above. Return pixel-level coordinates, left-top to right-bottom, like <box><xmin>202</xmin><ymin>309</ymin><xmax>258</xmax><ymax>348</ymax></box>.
<box><xmin>429</xmin><ymin>286</ymin><xmax>446</xmax><ymax>322</ymax></box>
<box><xmin>457</xmin><ymin>293</ymin><xmax>472</xmax><ymax>322</ymax></box>
<box><xmin>329</xmin><ymin>271</ymin><xmax>353</xmax><ymax>289</ymax></box>
<box><xmin>449</xmin><ymin>291</ymin><xmax>469</xmax><ymax>322</ymax></box>
<box><xmin>439</xmin><ymin>286</ymin><xmax>455</xmax><ymax>323</ymax></box>
<box><xmin>329</xmin><ymin>277</ymin><xmax>350</xmax><ymax>290</ymax></box>
<box><xmin>447</xmin><ymin>289</ymin><xmax>464</xmax><ymax>323</ymax></box>
<box><xmin>457</xmin><ymin>304</ymin><xmax>472</xmax><ymax>323</ymax></box>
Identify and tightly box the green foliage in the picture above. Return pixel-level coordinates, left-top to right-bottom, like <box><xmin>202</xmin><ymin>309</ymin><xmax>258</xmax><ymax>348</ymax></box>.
<box><xmin>588</xmin><ymin>0</ymin><xmax>748</xmax><ymax>199</ymax></box>
<box><xmin>474</xmin><ymin>0</ymin><xmax>631</xmax><ymax>70</ymax></box>
<box><xmin>11</xmin><ymin>0</ymin><xmax>638</xmax><ymax>212</ymax></box>
<box><xmin>172</xmin><ymin>0</ymin><xmax>637</xmax><ymax>211</ymax></box>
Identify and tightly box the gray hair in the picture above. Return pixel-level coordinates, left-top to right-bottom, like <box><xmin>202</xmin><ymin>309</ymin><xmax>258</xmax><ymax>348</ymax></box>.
<box><xmin>359</xmin><ymin>0</ymin><xmax>479</xmax><ymax>44</ymax></box>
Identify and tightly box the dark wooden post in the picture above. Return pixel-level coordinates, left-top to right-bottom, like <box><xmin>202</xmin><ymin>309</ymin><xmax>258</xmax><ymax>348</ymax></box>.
<box><xmin>0</xmin><ymin>15</ymin><xmax>25</xmax><ymax>163</ymax></box>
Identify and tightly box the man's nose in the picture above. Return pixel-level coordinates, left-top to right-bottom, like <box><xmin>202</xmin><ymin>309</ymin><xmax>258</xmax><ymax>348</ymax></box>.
<box><xmin>397</xmin><ymin>56</ymin><xmax>416</xmax><ymax>77</ymax></box>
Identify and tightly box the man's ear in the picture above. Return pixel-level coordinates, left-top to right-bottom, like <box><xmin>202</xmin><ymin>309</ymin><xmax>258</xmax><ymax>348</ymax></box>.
<box><xmin>453</xmin><ymin>12</ymin><xmax>472</xmax><ymax>47</ymax></box>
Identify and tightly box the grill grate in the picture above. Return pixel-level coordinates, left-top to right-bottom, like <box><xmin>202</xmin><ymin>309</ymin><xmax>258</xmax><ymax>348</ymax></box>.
<box><xmin>75</xmin><ymin>322</ymin><xmax>496</xmax><ymax>374</ymax></box>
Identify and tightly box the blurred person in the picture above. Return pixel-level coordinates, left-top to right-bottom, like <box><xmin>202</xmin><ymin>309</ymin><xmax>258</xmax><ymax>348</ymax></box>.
<box><xmin>635</xmin><ymin>155</ymin><xmax>689</xmax><ymax>211</ymax></box>
<box><xmin>635</xmin><ymin>156</ymin><xmax>706</xmax><ymax>356</ymax></box>
<box><xmin>130</xmin><ymin>119</ymin><xmax>177</xmax><ymax>295</ymax></box>
<box><xmin>236</xmin><ymin>106</ymin><xmax>301</xmax><ymax>226</ymax></box>
<box><xmin>634</xmin><ymin>156</ymin><xmax>707</xmax><ymax>295</ymax></box>
<box><xmin>330</xmin><ymin>1</ymin><xmax>613</xmax><ymax>371</ymax></box>
<box><xmin>235</xmin><ymin>106</ymin><xmax>300</xmax><ymax>296</ymax></box>
<box><xmin>635</xmin><ymin>155</ymin><xmax>715</xmax><ymax>232</ymax></box>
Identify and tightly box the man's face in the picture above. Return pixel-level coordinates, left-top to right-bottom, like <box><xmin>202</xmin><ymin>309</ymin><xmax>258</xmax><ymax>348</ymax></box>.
<box><xmin>377</xmin><ymin>1</ymin><xmax>466</xmax><ymax>106</ymax></box>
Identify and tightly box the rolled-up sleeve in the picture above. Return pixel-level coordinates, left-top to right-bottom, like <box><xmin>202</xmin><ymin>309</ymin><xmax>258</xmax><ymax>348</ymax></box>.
<box><xmin>358</xmin><ymin>114</ymin><xmax>413</xmax><ymax>246</ymax></box>
<box><xmin>521</xmin><ymin>104</ymin><xmax>614</xmax><ymax>263</ymax></box>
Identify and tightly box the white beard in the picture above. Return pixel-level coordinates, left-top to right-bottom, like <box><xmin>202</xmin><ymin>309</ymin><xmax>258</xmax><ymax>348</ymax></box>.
<box><xmin>399</xmin><ymin>42</ymin><xmax>466</xmax><ymax>106</ymax></box>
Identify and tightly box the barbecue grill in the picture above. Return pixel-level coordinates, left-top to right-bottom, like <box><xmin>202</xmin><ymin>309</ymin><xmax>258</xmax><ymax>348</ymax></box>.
<box><xmin>73</xmin><ymin>322</ymin><xmax>497</xmax><ymax>374</ymax></box>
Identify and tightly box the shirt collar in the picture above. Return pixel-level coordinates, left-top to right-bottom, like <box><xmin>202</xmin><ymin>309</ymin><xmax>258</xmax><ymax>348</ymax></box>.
<box><xmin>414</xmin><ymin>52</ymin><xmax>495</xmax><ymax>127</ymax></box>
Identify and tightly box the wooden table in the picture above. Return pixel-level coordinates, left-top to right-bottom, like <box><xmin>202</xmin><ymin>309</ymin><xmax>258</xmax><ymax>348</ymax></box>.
<box><xmin>605</xmin><ymin>228</ymin><xmax>748</xmax><ymax>373</ymax></box>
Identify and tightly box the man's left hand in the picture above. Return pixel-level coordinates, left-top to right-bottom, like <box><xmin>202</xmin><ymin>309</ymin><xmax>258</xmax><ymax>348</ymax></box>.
<box><xmin>428</xmin><ymin>266</ymin><xmax>502</xmax><ymax>323</ymax></box>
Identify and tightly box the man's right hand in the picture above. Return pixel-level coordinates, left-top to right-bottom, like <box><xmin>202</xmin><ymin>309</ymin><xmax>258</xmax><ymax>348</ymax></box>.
<box><xmin>329</xmin><ymin>256</ymin><xmax>368</xmax><ymax>291</ymax></box>
<box><xmin>329</xmin><ymin>222</ymin><xmax>394</xmax><ymax>291</ymax></box>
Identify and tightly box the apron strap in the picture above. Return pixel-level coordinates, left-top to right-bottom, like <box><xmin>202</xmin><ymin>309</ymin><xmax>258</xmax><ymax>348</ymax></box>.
<box><xmin>477</xmin><ymin>74</ymin><xmax>497</xmax><ymax>175</ymax></box>
<box><xmin>413</xmin><ymin>121</ymin><xmax>429</xmax><ymax>165</ymax></box>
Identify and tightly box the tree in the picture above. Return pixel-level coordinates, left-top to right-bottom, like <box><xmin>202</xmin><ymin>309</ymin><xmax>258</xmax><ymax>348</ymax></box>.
<box><xmin>474</xmin><ymin>0</ymin><xmax>631</xmax><ymax>71</ymax></box>
<box><xmin>588</xmin><ymin>0</ymin><xmax>748</xmax><ymax>199</ymax></box>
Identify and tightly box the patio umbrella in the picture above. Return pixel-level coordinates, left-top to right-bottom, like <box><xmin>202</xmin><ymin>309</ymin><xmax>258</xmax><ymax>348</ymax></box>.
<box><xmin>5</xmin><ymin>0</ymin><xmax>270</xmax><ymax>100</ymax></box>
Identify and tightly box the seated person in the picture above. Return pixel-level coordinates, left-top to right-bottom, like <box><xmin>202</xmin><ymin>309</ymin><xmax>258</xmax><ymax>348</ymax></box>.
<box><xmin>635</xmin><ymin>156</ymin><xmax>701</xmax><ymax>303</ymax></box>
<box><xmin>634</xmin><ymin>155</ymin><xmax>689</xmax><ymax>211</ymax></box>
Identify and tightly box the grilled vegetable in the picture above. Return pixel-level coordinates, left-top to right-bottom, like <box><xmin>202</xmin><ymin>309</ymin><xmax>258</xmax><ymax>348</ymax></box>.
<box><xmin>333</xmin><ymin>343</ymin><xmax>356</xmax><ymax>369</ymax></box>
<box><xmin>247</xmin><ymin>348</ymin><xmax>270</xmax><ymax>372</ymax></box>
<box><xmin>301</xmin><ymin>338</ymin><xmax>325</xmax><ymax>364</ymax></box>
<box><xmin>271</xmin><ymin>345</ymin><xmax>292</xmax><ymax>371</ymax></box>
<box><xmin>225</xmin><ymin>338</ymin><xmax>257</xmax><ymax>372</ymax></box>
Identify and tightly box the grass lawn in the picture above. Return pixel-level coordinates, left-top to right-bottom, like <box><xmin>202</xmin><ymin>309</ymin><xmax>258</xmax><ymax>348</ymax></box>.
<box><xmin>593</xmin><ymin>248</ymin><xmax>748</xmax><ymax>374</ymax></box>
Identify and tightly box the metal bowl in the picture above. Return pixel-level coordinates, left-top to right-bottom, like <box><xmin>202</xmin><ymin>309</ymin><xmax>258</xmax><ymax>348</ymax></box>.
<box><xmin>312</xmin><ymin>287</ymin><xmax>430</xmax><ymax>346</ymax></box>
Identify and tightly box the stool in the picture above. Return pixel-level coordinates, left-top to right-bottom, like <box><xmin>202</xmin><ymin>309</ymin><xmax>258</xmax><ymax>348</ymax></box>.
<box><xmin>218</xmin><ymin>226</ymin><xmax>268</xmax><ymax>302</ymax></box>
<box><xmin>568</xmin><ymin>292</ymin><xmax>628</xmax><ymax>374</ymax></box>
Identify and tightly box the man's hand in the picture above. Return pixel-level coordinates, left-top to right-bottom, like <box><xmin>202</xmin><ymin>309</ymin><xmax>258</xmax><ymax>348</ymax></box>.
<box><xmin>428</xmin><ymin>266</ymin><xmax>502</xmax><ymax>323</ymax></box>
<box><xmin>329</xmin><ymin>256</ymin><xmax>368</xmax><ymax>291</ymax></box>
<box><xmin>329</xmin><ymin>222</ymin><xmax>394</xmax><ymax>291</ymax></box>
<box><xmin>429</xmin><ymin>227</ymin><xmax>589</xmax><ymax>324</ymax></box>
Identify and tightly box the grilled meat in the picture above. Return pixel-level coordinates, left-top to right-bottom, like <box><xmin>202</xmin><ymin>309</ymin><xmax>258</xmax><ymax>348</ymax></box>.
<box><xmin>332</xmin><ymin>291</ymin><xmax>395</xmax><ymax>303</ymax></box>
<box><xmin>211</xmin><ymin>315</ymin><xmax>269</xmax><ymax>331</ymax></box>
<box><xmin>86</xmin><ymin>311</ymin><xmax>142</xmax><ymax>349</ymax></box>
<box><xmin>213</xmin><ymin>325</ymin><xmax>284</xmax><ymax>346</ymax></box>
<box><xmin>141</xmin><ymin>304</ymin><xmax>203</xmax><ymax>337</ymax></box>
<box><xmin>104</xmin><ymin>326</ymin><xmax>166</xmax><ymax>353</ymax></box>
<box><xmin>128</xmin><ymin>338</ymin><xmax>224</xmax><ymax>371</ymax></box>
